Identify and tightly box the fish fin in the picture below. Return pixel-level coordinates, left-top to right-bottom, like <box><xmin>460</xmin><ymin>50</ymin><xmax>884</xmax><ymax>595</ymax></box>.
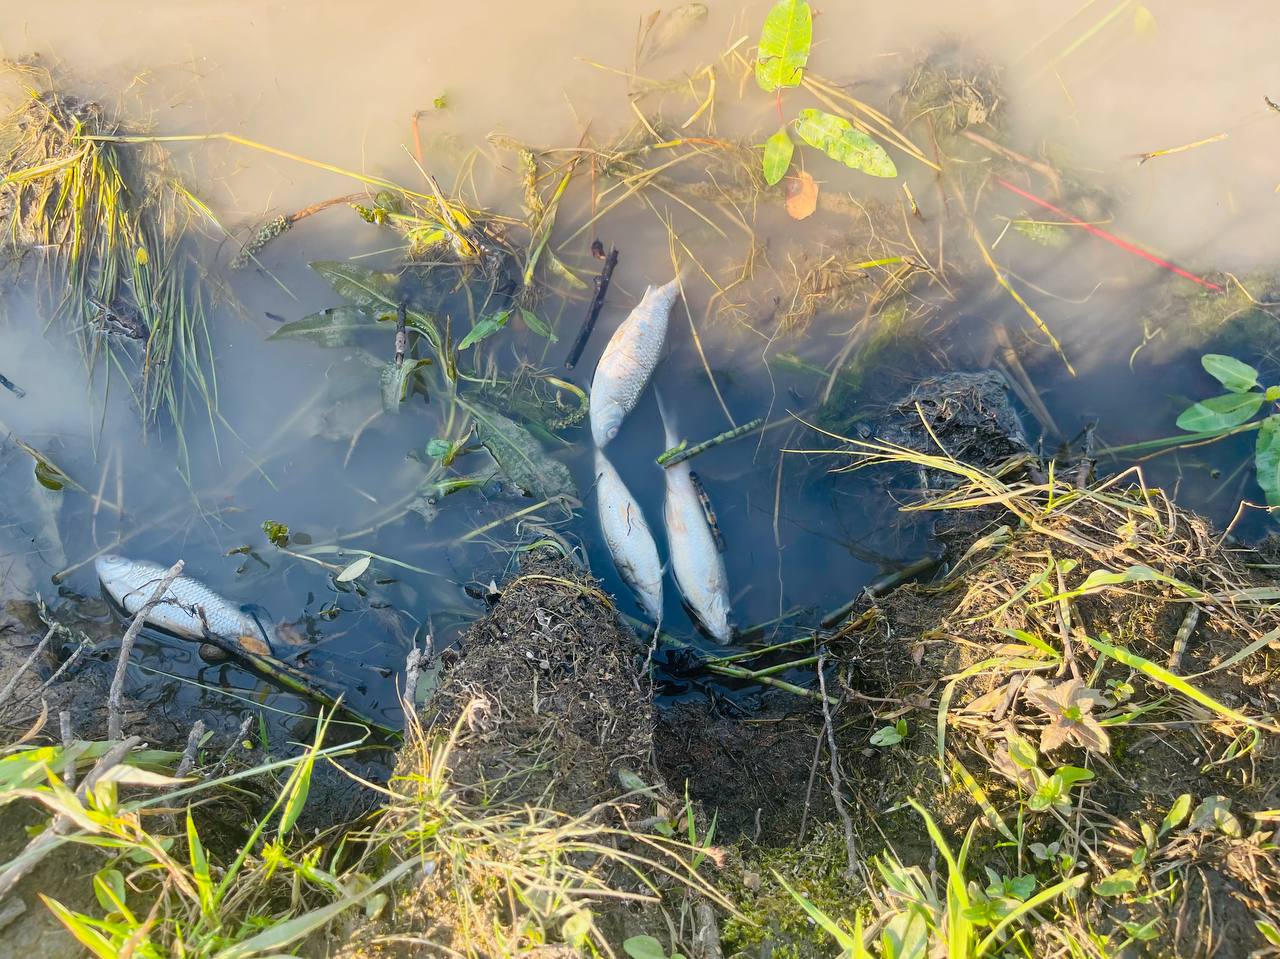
<box><xmin>654</xmin><ymin>387</ymin><xmax>679</xmax><ymax>450</ymax></box>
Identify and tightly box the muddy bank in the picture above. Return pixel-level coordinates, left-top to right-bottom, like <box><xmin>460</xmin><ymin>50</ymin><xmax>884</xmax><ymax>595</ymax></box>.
<box><xmin>333</xmin><ymin>446</ymin><xmax>1280</xmax><ymax>958</ymax></box>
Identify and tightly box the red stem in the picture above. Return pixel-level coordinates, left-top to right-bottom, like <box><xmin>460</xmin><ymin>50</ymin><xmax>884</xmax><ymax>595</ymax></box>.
<box><xmin>995</xmin><ymin>177</ymin><xmax>1223</xmax><ymax>293</ymax></box>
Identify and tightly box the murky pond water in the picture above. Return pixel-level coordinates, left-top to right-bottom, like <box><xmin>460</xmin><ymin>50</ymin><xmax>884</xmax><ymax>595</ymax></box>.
<box><xmin>2</xmin><ymin>1</ymin><xmax>1278</xmax><ymax>740</ymax></box>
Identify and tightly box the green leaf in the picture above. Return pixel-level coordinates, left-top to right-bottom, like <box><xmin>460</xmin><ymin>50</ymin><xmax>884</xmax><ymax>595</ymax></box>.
<box><xmin>754</xmin><ymin>0</ymin><xmax>811</xmax><ymax>92</ymax></box>
<box><xmin>1175</xmin><ymin>391</ymin><xmax>1265</xmax><ymax>432</ymax></box>
<box><xmin>1092</xmin><ymin>866</ymin><xmax>1142</xmax><ymax>897</ymax></box>
<box><xmin>762</xmin><ymin>127</ymin><xmax>795</xmax><ymax>185</ymax></box>
<box><xmin>465</xmin><ymin>401</ymin><xmax>577</xmax><ymax>500</ymax></box>
<box><xmin>1084</xmin><ymin>633</ymin><xmax>1266</xmax><ymax>730</ymax></box>
<box><xmin>870</xmin><ymin>724</ymin><xmax>904</xmax><ymax>747</ymax></box>
<box><xmin>1160</xmin><ymin>794</ymin><xmax>1192</xmax><ymax>835</ymax></box>
<box><xmin>1202</xmin><ymin>354</ymin><xmax>1260</xmax><ymax>393</ymax></box>
<box><xmin>187</xmin><ymin>810</ymin><xmax>215</xmax><ymax>914</ymax></box>
<box><xmin>623</xmin><ymin>936</ymin><xmax>668</xmax><ymax>959</ymax></box>
<box><xmin>426</xmin><ymin>439</ymin><xmax>453</xmax><ymax>460</ymax></box>
<box><xmin>380</xmin><ymin>358</ymin><xmax>432</xmax><ymax>412</ymax></box>
<box><xmin>310</xmin><ymin>261</ymin><xmax>402</xmax><ymax>311</ymax></box>
<box><xmin>1255</xmin><ymin>416</ymin><xmax>1280</xmax><ymax>506</ymax></box>
<box><xmin>520</xmin><ymin>307</ymin><xmax>558</xmax><ymax>342</ymax></box>
<box><xmin>1006</xmin><ymin>730</ymin><xmax>1040</xmax><ymax>770</ymax></box>
<box><xmin>267</xmin><ymin>306</ymin><xmax>373</xmax><ymax>347</ymax></box>
<box><xmin>40</xmin><ymin>896</ymin><xmax>119</xmax><ymax>959</ymax></box>
<box><xmin>458</xmin><ymin>310</ymin><xmax>510</xmax><ymax>350</ymax></box>
<box><xmin>92</xmin><ymin>867</ymin><xmax>126</xmax><ymax>914</ymax></box>
<box><xmin>794</xmin><ymin>109</ymin><xmax>896</xmax><ymax>178</ymax></box>
<box><xmin>13</xmin><ymin>437</ymin><xmax>84</xmax><ymax>493</ymax></box>
<box><xmin>1257</xmin><ymin>920</ymin><xmax>1280</xmax><ymax>947</ymax></box>
<box><xmin>1188</xmin><ymin>795</ymin><xmax>1241</xmax><ymax>837</ymax></box>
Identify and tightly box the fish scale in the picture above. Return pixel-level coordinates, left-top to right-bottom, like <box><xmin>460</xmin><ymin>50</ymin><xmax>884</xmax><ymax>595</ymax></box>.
<box><xmin>589</xmin><ymin>275</ymin><xmax>680</xmax><ymax>446</ymax></box>
<box><xmin>95</xmin><ymin>554</ymin><xmax>271</xmax><ymax>648</ymax></box>
<box><xmin>656</xmin><ymin>393</ymin><xmax>733</xmax><ymax>643</ymax></box>
<box><xmin>594</xmin><ymin>448</ymin><xmax>664</xmax><ymax>622</ymax></box>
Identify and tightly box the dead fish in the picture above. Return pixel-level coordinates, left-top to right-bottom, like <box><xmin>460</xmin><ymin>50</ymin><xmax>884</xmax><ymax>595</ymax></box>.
<box><xmin>656</xmin><ymin>392</ymin><xmax>732</xmax><ymax>643</ymax></box>
<box><xmin>590</xmin><ymin>275</ymin><xmax>681</xmax><ymax>446</ymax></box>
<box><xmin>95</xmin><ymin>554</ymin><xmax>274</xmax><ymax>654</ymax></box>
<box><xmin>594</xmin><ymin>448</ymin><xmax>664</xmax><ymax>622</ymax></box>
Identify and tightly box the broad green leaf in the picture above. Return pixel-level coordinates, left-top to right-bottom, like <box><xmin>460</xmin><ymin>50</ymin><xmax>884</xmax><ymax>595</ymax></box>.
<box><xmin>1160</xmin><ymin>793</ymin><xmax>1192</xmax><ymax>835</ymax></box>
<box><xmin>869</xmin><ymin>724</ymin><xmax>903</xmax><ymax>747</ymax></box>
<box><xmin>464</xmin><ymin>401</ymin><xmax>577</xmax><ymax>500</ymax></box>
<box><xmin>754</xmin><ymin>0</ymin><xmax>811</xmax><ymax>92</ymax></box>
<box><xmin>1006</xmin><ymin>730</ymin><xmax>1040</xmax><ymax>770</ymax></box>
<box><xmin>562</xmin><ymin>910</ymin><xmax>594</xmax><ymax>948</ymax></box>
<box><xmin>1188</xmin><ymin>795</ymin><xmax>1241</xmax><ymax>837</ymax></box>
<box><xmin>310</xmin><ymin>261</ymin><xmax>402</xmax><ymax>312</ymax></box>
<box><xmin>13</xmin><ymin>437</ymin><xmax>84</xmax><ymax>493</ymax></box>
<box><xmin>1255</xmin><ymin>416</ymin><xmax>1280</xmax><ymax>506</ymax></box>
<box><xmin>92</xmin><ymin>867</ymin><xmax>127</xmax><ymax>914</ymax></box>
<box><xmin>380</xmin><ymin>358</ymin><xmax>432</xmax><ymax>412</ymax></box>
<box><xmin>458</xmin><ymin>310</ymin><xmax>510</xmax><ymax>350</ymax></box>
<box><xmin>1202</xmin><ymin>354</ymin><xmax>1259</xmax><ymax>393</ymax></box>
<box><xmin>426</xmin><ymin>439</ymin><xmax>453</xmax><ymax>460</ymax></box>
<box><xmin>520</xmin><ymin>307</ymin><xmax>558</xmax><ymax>342</ymax></box>
<box><xmin>1175</xmin><ymin>391</ymin><xmax>1264</xmax><ymax>432</ymax></box>
<box><xmin>762</xmin><ymin>127</ymin><xmax>794</xmax><ymax>186</ymax></box>
<box><xmin>1092</xmin><ymin>866</ymin><xmax>1141</xmax><ymax>897</ymax></box>
<box><xmin>794</xmin><ymin>109</ymin><xmax>897</xmax><ymax>178</ymax></box>
<box><xmin>623</xmin><ymin>936</ymin><xmax>668</xmax><ymax>959</ymax></box>
<box><xmin>267</xmin><ymin>306</ymin><xmax>373</xmax><ymax>347</ymax></box>
<box><xmin>335</xmin><ymin>556</ymin><xmax>372</xmax><ymax>583</ymax></box>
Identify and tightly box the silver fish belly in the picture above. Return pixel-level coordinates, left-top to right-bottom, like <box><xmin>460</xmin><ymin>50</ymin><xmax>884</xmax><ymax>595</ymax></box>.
<box><xmin>589</xmin><ymin>276</ymin><xmax>680</xmax><ymax>446</ymax></box>
<box><xmin>95</xmin><ymin>554</ymin><xmax>269</xmax><ymax>648</ymax></box>
<box><xmin>657</xmin><ymin>401</ymin><xmax>732</xmax><ymax>642</ymax></box>
<box><xmin>594</xmin><ymin>448</ymin><xmax>664</xmax><ymax>622</ymax></box>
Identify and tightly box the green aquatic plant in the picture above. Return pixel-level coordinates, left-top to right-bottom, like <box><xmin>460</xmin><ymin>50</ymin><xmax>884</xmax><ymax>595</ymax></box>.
<box><xmin>753</xmin><ymin>0</ymin><xmax>897</xmax><ymax>186</ymax></box>
<box><xmin>0</xmin><ymin>68</ymin><xmax>224</xmax><ymax>472</ymax></box>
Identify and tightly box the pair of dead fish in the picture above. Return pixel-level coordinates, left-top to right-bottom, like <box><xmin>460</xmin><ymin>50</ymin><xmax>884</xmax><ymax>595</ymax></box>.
<box><xmin>588</xmin><ymin>277</ymin><xmax>732</xmax><ymax>643</ymax></box>
<box><xmin>95</xmin><ymin>554</ymin><xmax>275</xmax><ymax>655</ymax></box>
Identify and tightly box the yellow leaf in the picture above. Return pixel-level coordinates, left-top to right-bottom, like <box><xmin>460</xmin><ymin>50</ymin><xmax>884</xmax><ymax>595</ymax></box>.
<box><xmin>1133</xmin><ymin>5</ymin><xmax>1157</xmax><ymax>37</ymax></box>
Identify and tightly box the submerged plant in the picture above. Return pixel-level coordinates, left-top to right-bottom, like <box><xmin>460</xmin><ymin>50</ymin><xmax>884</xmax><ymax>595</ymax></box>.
<box><xmin>0</xmin><ymin>66</ymin><xmax>223</xmax><ymax>470</ymax></box>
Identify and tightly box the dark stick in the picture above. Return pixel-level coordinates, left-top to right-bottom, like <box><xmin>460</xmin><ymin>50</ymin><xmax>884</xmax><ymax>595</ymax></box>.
<box><xmin>394</xmin><ymin>300</ymin><xmax>407</xmax><ymax>368</ymax></box>
<box><xmin>0</xmin><ymin>372</ymin><xmax>24</xmax><ymax>398</ymax></box>
<box><xmin>564</xmin><ymin>245</ymin><xmax>619</xmax><ymax>370</ymax></box>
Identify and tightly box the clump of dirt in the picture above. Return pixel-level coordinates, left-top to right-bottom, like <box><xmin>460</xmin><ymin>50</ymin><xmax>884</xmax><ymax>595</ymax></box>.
<box><xmin>875</xmin><ymin>369</ymin><xmax>1031</xmax><ymax>478</ymax></box>
<box><xmin>336</xmin><ymin>553</ymin><xmax>714</xmax><ymax>958</ymax></box>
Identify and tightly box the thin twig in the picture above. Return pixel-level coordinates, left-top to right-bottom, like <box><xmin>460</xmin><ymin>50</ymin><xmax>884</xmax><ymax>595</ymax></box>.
<box><xmin>0</xmin><ymin>625</ymin><xmax>57</xmax><ymax>712</ymax></box>
<box><xmin>565</xmin><ymin>245</ymin><xmax>619</xmax><ymax>370</ymax></box>
<box><xmin>107</xmin><ymin>560</ymin><xmax>184</xmax><ymax>740</ymax></box>
<box><xmin>176</xmin><ymin>720</ymin><xmax>206</xmax><ymax>779</ymax></box>
<box><xmin>59</xmin><ymin>710</ymin><xmax>74</xmax><ymax>787</ymax></box>
<box><xmin>817</xmin><ymin>652</ymin><xmax>861</xmax><ymax>880</ymax></box>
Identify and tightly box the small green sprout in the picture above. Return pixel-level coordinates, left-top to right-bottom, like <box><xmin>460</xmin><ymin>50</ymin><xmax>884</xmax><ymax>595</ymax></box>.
<box><xmin>870</xmin><ymin>717</ymin><xmax>908</xmax><ymax>747</ymax></box>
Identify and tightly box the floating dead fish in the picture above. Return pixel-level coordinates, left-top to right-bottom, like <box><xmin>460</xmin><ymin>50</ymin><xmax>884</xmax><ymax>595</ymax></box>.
<box><xmin>594</xmin><ymin>447</ymin><xmax>664</xmax><ymax>623</ymax></box>
<box><xmin>95</xmin><ymin>554</ymin><xmax>274</xmax><ymax>654</ymax></box>
<box><xmin>656</xmin><ymin>392</ymin><xmax>732</xmax><ymax>643</ymax></box>
<box><xmin>589</xmin><ymin>275</ymin><xmax>680</xmax><ymax>446</ymax></box>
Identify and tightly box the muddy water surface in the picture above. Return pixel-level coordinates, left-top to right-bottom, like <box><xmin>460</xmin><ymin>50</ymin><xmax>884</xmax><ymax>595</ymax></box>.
<box><xmin>2</xmin><ymin>2</ymin><xmax>1278</xmax><ymax>733</ymax></box>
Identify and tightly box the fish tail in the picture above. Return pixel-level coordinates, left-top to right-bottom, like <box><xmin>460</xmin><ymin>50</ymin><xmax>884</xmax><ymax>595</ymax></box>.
<box><xmin>654</xmin><ymin>387</ymin><xmax>679</xmax><ymax>450</ymax></box>
<box><xmin>647</xmin><ymin>271</ymin><xmax>684</xmax><ymax>312</ymax></box>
